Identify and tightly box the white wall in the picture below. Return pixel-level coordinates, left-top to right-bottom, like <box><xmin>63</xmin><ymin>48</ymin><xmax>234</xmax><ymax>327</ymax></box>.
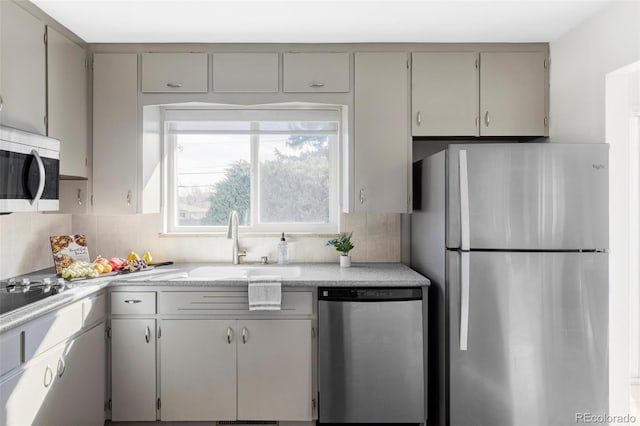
<box><xmin>549</xmin><ymin>1</ymin><xmax>640</xmax><ymax>144</ymax></box>
<box><xmin>549</xmin><ymin>0</ymin><xmax>640</xmax><ymax>419</ymax></box>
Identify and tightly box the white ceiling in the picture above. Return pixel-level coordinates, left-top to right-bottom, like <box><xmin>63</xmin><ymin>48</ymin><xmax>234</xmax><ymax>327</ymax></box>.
<box><xmin>31</xmin><ymin>0</ymin><xmax>614</xmax><ymax>44</ymax></box>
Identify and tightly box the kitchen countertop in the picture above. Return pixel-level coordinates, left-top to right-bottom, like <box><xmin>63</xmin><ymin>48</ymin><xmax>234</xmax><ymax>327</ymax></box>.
<box><xmin>0</xmin><ymin>262</ymin><xmax>429</xmax><ymax>333</ymax></box>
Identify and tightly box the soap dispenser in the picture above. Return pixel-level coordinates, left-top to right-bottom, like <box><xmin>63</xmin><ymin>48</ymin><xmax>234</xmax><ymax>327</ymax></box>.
<box><xmin>277</xmin><ymin>232</ymin><xmax>289</xmax><ymax>264</ymax></box>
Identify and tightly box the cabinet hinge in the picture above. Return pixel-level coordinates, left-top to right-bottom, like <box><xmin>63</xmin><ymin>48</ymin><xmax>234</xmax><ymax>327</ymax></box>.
<box><xmin>157</xmin><ymin>398</ymin><xmax>161</xmax><ymax>410</ymax></box>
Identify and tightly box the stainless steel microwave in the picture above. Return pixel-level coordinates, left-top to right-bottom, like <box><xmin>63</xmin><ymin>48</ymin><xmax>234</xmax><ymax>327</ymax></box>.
<box><xmin>0</xmin><ymin>125</ymin><xmax>60</xmax><ymax>213</ymax></box>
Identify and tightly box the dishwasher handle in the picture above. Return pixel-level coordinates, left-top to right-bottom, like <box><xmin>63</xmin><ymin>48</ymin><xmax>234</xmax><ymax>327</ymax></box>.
<box><xmin>318</xmin><ymin>287</ymin><xmax>422</xmax><ymax>302</ymax></box>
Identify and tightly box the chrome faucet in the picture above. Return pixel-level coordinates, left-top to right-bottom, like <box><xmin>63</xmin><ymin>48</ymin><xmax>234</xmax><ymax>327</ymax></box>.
<box><xmin>226</xmin><ymin>210</ymin><xmax>246</xmax><ymax>264</ymax></box>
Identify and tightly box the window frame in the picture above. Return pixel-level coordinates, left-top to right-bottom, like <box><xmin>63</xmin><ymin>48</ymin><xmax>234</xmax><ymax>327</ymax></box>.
<box><xmin>163</xmin><ymin>106</ymin><xmax>342</xmax><ymax>234</ymax></box>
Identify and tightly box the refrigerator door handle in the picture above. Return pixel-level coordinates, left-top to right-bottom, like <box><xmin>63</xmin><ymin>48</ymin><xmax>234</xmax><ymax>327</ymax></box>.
<box><xmin>459</xmin><ymin>150</ymin><xmax>470</xmax><ymax>251</ymax></box>
<box><xmin>460</xmin><ymin>251</ymin><xmax>470</xmax><ymax>351</ymax></box>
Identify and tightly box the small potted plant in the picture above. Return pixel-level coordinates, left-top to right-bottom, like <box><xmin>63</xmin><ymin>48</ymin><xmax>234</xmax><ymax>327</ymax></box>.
<box><xmin>326</xmin><ymin>232</ymin><xmax>355</xmax><ymax>267</ymax></box>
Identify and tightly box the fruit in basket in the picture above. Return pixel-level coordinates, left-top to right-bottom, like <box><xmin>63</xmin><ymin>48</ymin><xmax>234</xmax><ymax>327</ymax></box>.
<box><xmin>122</xmin><ymin>258</ymin><xmax>148</xmax><ymax>272</ymax></box>
<box><xmin>127</xmin><ymin>251</ymin><xmax>140</xmax><ymax>261</ymax></box>
<box><xmin>61</xmin><ymin>261</ymin><xmax>100</xmax><ymax>279</ymax></box>
<box><xmin>108</xmin><ymin>257</ymin><xmax>127</xmax><ymax>271</ymax></box>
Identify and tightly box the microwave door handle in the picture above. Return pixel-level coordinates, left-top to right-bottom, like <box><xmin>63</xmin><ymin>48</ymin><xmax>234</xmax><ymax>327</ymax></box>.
<box><xmin>30</xmin><ymin>149</ymin><xmax>46</xmax><ymax>205</ymax></box>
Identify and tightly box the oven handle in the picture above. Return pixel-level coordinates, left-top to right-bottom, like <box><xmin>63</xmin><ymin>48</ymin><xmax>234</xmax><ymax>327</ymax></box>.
<box><xmin>30</xmin><ymin>149</ymin><xmax>46</xmax><ymax>206</ymax></box>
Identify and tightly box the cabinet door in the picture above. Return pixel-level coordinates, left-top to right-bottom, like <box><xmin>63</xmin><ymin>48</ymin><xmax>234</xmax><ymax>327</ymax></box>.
<box><xmin>237</xmin><ymin>319</ymin><xmax>312</xmax><ymax>421</ymax></box>
<box><xmin>0</xmin><ymin>345</ymin><xmax>63</xmax><ymax>426</ymax></box>
<box><xmin>283</xmin><ymin>53</ymin><xmax>350</xmax><ymax>92</ymax></box>
<box><xmin>47</xmin><ymin>26</ymin><xmax>88</xmax><ymax>178</ymax></box>
<box><xmin>160</xmin><ymin>320</ymin><xmax>237</xmax><ymax>421</ymax></box>
<box><xmin>480</xmin><ymin>51</ymin><xmax>548</xmax><ymax>136</ymax></box>
<box><xmin>92</xmin><ymin>53</ymin><xmax>138</xmax><ymax>214</ymax></box>
<box><xmin>412</xmin><ymin>52</ymin><xmax>478</xmax><ymax>136</ymax></box>
<box><xmin>111</xmin><ymin>318</ymin><xmax>156</xmax><ymax>421</ymax></box>
<box><xmin>213</xmin><ymin>53</ymin><xmax>279</xmax><ymax>92</ymax></box>
<box><xmin>0</xmin><ymin>1</ymin><xmax>46</xmax><ymax>135</ymax></box>
<box><xmin>47</xmin><ymin>323</ymin><xmax>106</xmax><ymax>426</ymax></box>
<box><xmin>141</xmin><ymin>53</ymin><xmax>208</xmax><ymax>93</ymax></box>
<box><xmin>354</xmin><ymin>52</ymin><xmax>409</xmax><ymax>213</ymax></box>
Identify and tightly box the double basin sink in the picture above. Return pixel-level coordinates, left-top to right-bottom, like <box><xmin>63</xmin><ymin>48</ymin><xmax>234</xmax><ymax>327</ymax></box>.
<box><xmin>131</xmin><ymin>264</ymin><xmax>302</xmax><ymax>282</ymax></box>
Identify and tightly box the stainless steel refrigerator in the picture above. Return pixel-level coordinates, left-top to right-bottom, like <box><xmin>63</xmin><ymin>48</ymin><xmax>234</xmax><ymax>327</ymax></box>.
<box><xmin>410</xmin><ymin>143</ymin><xmax>609</xmax><ymax>426</ymax></box>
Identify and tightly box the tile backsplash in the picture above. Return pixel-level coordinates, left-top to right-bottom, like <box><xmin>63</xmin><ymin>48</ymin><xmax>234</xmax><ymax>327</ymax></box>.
<box><xmin>0</xmin><ymin>211</ymin><xmax>400</xmax><ymax>280</ymax></box>
<box><xmin>73</xmin><ymin>213</ymin><xmax>401</xmax><ymax>265</ymax></box>
<box><xmin>0</xmin><ymin>212</ymin><xmax>73</xmax><ymax>279</ymax></box>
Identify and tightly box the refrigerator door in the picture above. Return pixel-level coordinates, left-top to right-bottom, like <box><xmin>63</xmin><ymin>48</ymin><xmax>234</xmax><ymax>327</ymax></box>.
<box><xmin>446</xmin><ymin>143</ymin><xmax>609</xmax><ymax>250</ymax></box>
<box><xmin>447</xmin><ymin>251</ymin><xmax>608</xmax><ymax>426</ymax></box>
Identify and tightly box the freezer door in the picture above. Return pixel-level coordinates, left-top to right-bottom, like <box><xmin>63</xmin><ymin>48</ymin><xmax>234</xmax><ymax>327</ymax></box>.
<box><xmin>447</xmin><ymin>251</ymin><xmax>608</xmax><ymax>426</ymax></box>
<box><xmin>446</xmin><ymin>143</ymin><xmax>609</xmax><ymax>250</ymax></box>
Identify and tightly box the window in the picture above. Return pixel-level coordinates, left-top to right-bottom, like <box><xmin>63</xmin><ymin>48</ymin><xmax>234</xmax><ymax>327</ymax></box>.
<box><xmin>164</xmin><ymin>107</ymin><xmax>341</xmax><ymax>233</ymax></box>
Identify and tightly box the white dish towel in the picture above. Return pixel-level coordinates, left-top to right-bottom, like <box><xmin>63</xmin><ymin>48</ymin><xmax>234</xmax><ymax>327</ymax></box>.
<box><xmin>248</xmin><ymin>275</ymin><xmax>282</xmax><ymax>311</ymax></box>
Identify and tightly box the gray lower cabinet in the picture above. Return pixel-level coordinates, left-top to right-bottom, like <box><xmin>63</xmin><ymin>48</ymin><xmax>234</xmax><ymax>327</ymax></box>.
<box><xmin>160</xmin><ymin>320</ymin><xmax>237</xmax><ymax>421</ymax></box>
<box><xmin>110</xmin><ymin>318</ymin><xmax>156</xmax><ymax>421</ymax></box>
<box><xmin>159</xmin><ymin>318</ymin><xmax>313</xmax><ymax>422</ymax></box>
<box><xmin>0</xmin><ymin>323</ymin><xmax>105</xmax><ymax>426</ymax></box>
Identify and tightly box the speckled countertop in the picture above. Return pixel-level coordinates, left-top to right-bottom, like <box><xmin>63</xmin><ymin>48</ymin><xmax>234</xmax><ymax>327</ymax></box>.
<box><xmin>0</xmin><ymin>263</ymin><xmax>429</xmax><ymax>333</ymax></box>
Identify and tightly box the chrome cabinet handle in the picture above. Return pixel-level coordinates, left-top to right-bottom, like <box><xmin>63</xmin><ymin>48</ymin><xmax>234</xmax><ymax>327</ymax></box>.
<box><xmin>57</xmin><ymin>357</ymin><xmax>66</xmax><ymax>378</ymax></box>
<box><xmin>145</xmin><ymin>326</ymin><xmax>151</xmax><ymax>343</ymax></box>
<box><xmin>459</xmin><ymin>150</ymin><xmax>470</xmax><ymax>251</ymax></box>
<box><xmin>460</xmin><ymin>252</ymin><xmax>470</xmax><ymax>351</ymax></box>
<box><xmin>417</xmin><ymin>111</ymin><xmax>422</xmax><ymax>126</ymax></box>
<box><xmin>0</xmin><ymin>94</ymin><xmax>3</xmax><ymax>112</ymax></box>
<box><xmin>242</xmin><ymin>327</ymin><xmax>248</xmax><ymax>344</ymax></box>
<box><xmin>124</xmin><ymin>299</ymin><xmax>142</xmax><ymax>304</ymax></box>
<box><xmin>77</xmin><ymin>188</ymin><xmax>82</xmax><ymax>206</ymax></box>
<box><xmin>309</xmin><ymin>82</ymin><xmax>325</xmax><ymax>88</ymax></box>
<box><xmin>227</xmin><ymin>327</ymin><xmax>233</xmax><ymax>344</ymax></box>
<box><xmin>359</xmin><ymin>188</ymin><xmax>365</xmax><ymax>205</ymax></box>
<box><xmin>484</xmin><ymin>111</ymin><xmax>491</xmax><ymax>127</ymax></box>
<box><xmin>166</xmin><ymin>82</ymin><xmax>183</xmax><ymax>88</ymax></box>
<box><xmin>44</xmin><ymin>366</ymin><xmax>53</xmax><ymax>388</ymax></box>
<box><xmin>126</xmin><ymin>190</ymin><xmax>132</xmax><ymax>206</ymax></box>
<box><xmin>30</xmin><ymin>149</ymin><xmax>46</xmax><ymax>206</ymax></box>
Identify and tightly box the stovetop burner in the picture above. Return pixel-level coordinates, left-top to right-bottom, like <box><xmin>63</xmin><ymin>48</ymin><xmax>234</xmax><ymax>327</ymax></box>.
<box><xmin>0</xmin><ymin>276</ymin><xmax>71</xmax><ymax>315</ymax></box>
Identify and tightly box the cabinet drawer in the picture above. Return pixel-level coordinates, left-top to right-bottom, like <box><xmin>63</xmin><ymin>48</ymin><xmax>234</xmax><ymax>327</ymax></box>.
<box><xmin>159</xmin><ymin>290</ymin><xmax>313</xmax><ymax>315</ymax></box>
<box><xmin>283</xmin><ymin>52</ymin><xmax>350</xmax><ymax>92</ymax></box>
<box><xmin>111</xmin><ymin>292</ymin><xmax>156</xmax><ymax>315</ymax></box>
<box><xmin>0</xmin><ymin>329</ymin><xmax>21</xmax><ymax>377</ymax></box>
<box><xmin>83</xmin><ymin>292</ymin><xmax>106</xmax><ymax>326</ymax></box>
<box><xmin>213</xmin><ymin>53</ymin><xmax>279</xmax><ymax>92</ymax></box>
<box><xmin>141</xmin><ymin>53</ymin><xmax>208</xmax><ymax>93</ymax></box>
<box><xmin>24</xmin><ymin>301</ymin><xmax>83</xmax><ymax>361</ymax></box>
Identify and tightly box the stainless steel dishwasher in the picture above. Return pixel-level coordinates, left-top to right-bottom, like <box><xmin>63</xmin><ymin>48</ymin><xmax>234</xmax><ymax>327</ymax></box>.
<box><xmin>318</xmin><ymin>287</ymin><xmax>425</xmax><ymax>424</ymax></box>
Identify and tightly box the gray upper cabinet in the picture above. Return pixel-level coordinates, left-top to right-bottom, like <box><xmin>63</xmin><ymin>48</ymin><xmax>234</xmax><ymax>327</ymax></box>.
<box><xmin>283</xmin><ymin>53</ymin><xmax>350</xmax><ymax>93</ymax></box>
<box><xmin>412</xmin><ymin>52</ymin><xmax>478</xmax><ymax>137</ymax></box>
<box><xmin>141</xmin><ymin>53</ymin><xmax>208</xmax><ymax>93</ymax></box>
<box><xmin>411</xmin><ymin>52</ymin><xmax>478</xmax><ymax>136</ymax></box>
<box><xmin>93</xmin><ymin>53</ymin><xmax>139</xmax><ymax>214</ymax></box>
<box><xmin>411</xmin><ymin>48</ymin><xmax>548</xmax><ymax>137</ymax></box>
<box><xmin>354</xmin><ymin>52</ymin><xmax>409</xmax><ymax>213</ymax></box>
<box><xmin>213</xmin><ymin>53</ymin><xmax>279</xmax><ymax>92</ymax></box>
<box><xmin>480</xmin><ymin>51</ymin><xmax>548</xmax><ymax>136</ymax></box>
<box><xmin>0</xmin><ymin>1</ymin><xmax>46</xmax><ymax>135</ymax></box>
<box><xmin>47</xmin><ymin>26</ymin><xmax>88</xmax><ymax>178</ymax></box>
